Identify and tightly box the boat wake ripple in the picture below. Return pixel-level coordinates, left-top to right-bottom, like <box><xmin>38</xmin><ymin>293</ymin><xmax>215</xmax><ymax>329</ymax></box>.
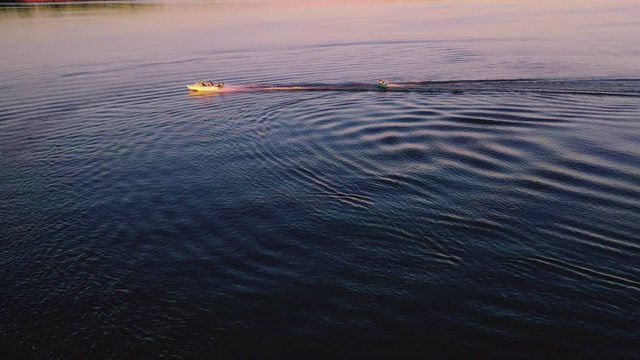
<box><xmin>192</xmin><ymin>79</ymin><xmax>640</xmax><ymax>97</ymax></box>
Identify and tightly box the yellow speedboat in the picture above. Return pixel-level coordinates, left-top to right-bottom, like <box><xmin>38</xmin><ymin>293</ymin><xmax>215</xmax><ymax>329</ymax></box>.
<box><xmin>187</xmin><ymin>81</ymin><xmax>224</xmax><ymax>92</ymax></box>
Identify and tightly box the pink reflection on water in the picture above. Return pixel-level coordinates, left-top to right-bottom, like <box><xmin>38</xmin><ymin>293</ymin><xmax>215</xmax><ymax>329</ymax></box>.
<box><xmin>1</xmin><ymin>0</ymin><xmax>638</xmax><ymax>82</ymax></box>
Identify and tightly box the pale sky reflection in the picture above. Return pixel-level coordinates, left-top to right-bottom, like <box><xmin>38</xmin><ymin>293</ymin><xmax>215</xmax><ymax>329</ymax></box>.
<box><xmin>1</xmin><ymin>0</ymin><xmax>638</xmax><ymax>79</ymax></box>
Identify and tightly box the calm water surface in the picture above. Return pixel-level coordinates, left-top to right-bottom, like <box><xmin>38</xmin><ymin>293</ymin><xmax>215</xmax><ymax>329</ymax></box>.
<box><xmin>1</xmin><ymin>0</ymin><xmax>639</xmax><ymax>358</ymax></box>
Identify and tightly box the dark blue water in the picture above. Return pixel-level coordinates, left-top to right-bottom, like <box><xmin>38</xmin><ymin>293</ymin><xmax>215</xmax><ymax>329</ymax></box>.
<box><xmin>1</xmin><ymin>1</ymin><xmax>639</xmax><ymax>359</ymax></box>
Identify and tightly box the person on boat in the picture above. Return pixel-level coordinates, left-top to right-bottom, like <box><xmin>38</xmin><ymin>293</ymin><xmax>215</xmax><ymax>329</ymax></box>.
<box><xmin>207</xmin><ymin>81</ymin><xmax>214</xmax><ymax>86</ymax></box>
<box><xmin>378</xmin><ymin>79</ymin><xmax>387</xmax><ymax>86</ymax></box>
<box><xmin>198</xmin><ymin>80</ymin><xmax>206</xmax><ymax>86</ymax></box>
<box><xmin>217</xmin><ymin>82</ymin><xmax>224</xmax><ymax>88</ymax></box>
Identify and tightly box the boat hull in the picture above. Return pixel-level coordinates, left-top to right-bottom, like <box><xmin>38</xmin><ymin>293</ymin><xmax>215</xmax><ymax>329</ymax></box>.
<box><xmin>187</xmin><ymin>85</ymin><xmax>221</xmax><ymax>92</ymax></box>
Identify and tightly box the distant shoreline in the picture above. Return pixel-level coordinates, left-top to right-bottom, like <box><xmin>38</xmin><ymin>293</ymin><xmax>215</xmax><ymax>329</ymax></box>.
<box><xmin>0</xmin><ymin>0</ymin><xmax>124</xmax><ymax>3</ymax></box>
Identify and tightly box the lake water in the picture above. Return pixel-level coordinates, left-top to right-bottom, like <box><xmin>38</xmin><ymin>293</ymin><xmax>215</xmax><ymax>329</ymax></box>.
<box><xmin>1</xmin><ymin>0</ymin><xmax>639</xmax><ymax>358</ymax></box>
